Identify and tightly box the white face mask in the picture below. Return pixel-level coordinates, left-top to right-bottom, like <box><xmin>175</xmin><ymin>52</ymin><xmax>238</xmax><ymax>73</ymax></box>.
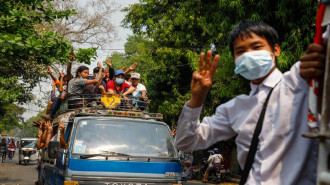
<box><xmin>234</xmin><ymin>50</ymin><xmax>275</xmax><ymax>80</ymax></box>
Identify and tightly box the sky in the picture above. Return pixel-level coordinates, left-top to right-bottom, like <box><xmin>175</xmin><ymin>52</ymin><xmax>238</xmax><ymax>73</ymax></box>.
<box><xmin>21</xmin><ymin>0</ymin><xmax>139</xmax><ymax>121</ymax></box>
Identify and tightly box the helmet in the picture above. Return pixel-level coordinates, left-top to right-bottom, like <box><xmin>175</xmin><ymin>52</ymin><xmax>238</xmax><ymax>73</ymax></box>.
<box><xmin>213</xmin><ymin>148</ymin><xmax>219</xmax><ymax>153</ymax></box>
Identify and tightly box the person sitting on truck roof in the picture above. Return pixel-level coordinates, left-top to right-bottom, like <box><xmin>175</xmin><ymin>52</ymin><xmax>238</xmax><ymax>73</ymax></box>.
<box><xmin>67</xmin><ymin>62</ymin><xmax>103</xmax><ymax>109</ymax></box>
<box><xmin>107</xmin><ymin>70</ymin><xmax>135</xmax><ymax>95</ymax></box>
<box><xmin>83</xmin><ymin>64</ymin><xmax>108</xmax><ymax>96</ymax></box>
<box><xmin>91</xmin><ymin>66</ymin><xmax>107</xmax><ymax>94</ymax></box>
<box><xmin>41</xmin><ymin>70</ymin><xmax>70</xmax><ymax>120</ymax></box>
<box><xmin>129</xmin><ymin>72</ymin><xmax>150</xmax><ymax>110</ymax></box>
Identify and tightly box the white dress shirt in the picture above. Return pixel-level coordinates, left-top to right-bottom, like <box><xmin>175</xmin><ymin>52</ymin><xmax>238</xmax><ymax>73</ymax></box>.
<box><xmin>174</xmin><ymin>62</ymin><xmax>318</xmax><ymax>185</ymax></box>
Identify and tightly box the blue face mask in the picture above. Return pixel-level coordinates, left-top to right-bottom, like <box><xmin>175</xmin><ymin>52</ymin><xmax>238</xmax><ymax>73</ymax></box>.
<box><xmin>234</xmin><ymin>50</ymin><xmax>275</xmax><ymax>80</ymax></box>
<box><xmin>115</xmin><ymin>78</ymin><xmax>124</xmax><ymax>85</ymax></box>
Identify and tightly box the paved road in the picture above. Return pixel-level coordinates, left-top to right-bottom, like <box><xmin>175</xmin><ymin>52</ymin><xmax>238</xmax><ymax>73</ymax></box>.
<box><xmin>0</xmin><ymin>151</ymin><xmax>38</xmax><ymax>185</ymax></box>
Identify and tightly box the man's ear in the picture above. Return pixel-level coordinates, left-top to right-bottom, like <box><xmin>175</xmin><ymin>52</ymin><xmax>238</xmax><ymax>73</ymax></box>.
<box><xmin>274</xmin><ymin>43</ymin><xmax>281</xmax><ymax>57</ymax></box>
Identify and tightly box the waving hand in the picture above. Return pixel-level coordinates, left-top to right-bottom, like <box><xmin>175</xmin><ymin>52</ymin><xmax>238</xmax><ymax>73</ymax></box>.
<box><xmin>188</xmin><ymin>50</ymin><xmax>219</xmax><ymax>108</ymax></box>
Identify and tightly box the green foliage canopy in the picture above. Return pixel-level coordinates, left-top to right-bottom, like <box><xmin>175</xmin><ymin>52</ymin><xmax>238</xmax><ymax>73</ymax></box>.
<box><xmin>122</xmin><ymin>0</ymin><xmax>317</xmax><ymax>125</ymax></box>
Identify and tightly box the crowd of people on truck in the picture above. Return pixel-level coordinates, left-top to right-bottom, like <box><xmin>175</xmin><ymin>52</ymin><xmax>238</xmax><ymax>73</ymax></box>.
<box><xmin>40</xmin><ymin>51</ymin><xmax>148</xmax><ymax>121</ymax></box>
<box><xmin>33</xmin><ymin>53</ymin><xmax>149</xmax><ymax>153</ymax></box>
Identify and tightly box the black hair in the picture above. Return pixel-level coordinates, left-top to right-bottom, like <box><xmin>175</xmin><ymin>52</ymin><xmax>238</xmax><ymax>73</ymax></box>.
<box><xmin>229</xmin><ymin>21</ymin><xmax>279</xmax><ymax>56</ymax></box>
<box><xmin>125</xmin><ymin>74</ymin><xmax>131</xmax><ymax>80</ymax></box>
<box><xmin>93</xmin><ymin>67</ymin><xmax>105</xmax><ymax>74</ymax></box>
<box><xmin>75</xmin><ymin>66</ymin><xmax>89</xmax><ymax>77</ymax></box>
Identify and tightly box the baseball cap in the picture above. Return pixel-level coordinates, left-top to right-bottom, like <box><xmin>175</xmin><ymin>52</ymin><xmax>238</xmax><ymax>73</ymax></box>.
<box><xmin>114</xmin><ymin>70</ymin><xmax>125</xmax><ymax>76</ymax></box>
<box><xmin>131</xmin><ymin>72</ymin><xmax>140</xmax><ymax>79</ymax></box>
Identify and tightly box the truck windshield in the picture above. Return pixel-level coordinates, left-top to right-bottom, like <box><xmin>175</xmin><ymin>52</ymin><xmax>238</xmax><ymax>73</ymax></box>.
<box><xmin>73</xmin><ymin>119</ymin><xmax>177</xmax><ymax>158</ymax></box>
<box><xmin>20</xmin><ymin>140</ymin><xmax>37</xmax><ymax>148</ymax></box>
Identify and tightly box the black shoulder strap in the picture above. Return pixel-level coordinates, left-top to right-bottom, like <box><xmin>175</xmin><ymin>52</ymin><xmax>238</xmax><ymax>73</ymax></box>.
<box><xmin>239</xmin><ymin>87</ymin><xmax>275</xmax><ymax>185</ymax></box>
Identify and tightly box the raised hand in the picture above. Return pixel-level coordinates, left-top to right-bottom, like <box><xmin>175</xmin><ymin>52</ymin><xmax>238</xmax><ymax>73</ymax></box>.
<box><xmin>69</xmin><ymin>50</ymin><xmax>75</xmax><ymax>61</ymax></box>
<box><xmin>46</xmin><ymin>121</ymin><xmax>53</xmax><ymax>134</ymax></box>
<box><xmin>299</xmin><ymin>43</ymin><xmax>325</xmax><ymax>83</ymax></box>
<box><xmin>106</xmin><ymin>57</ymin><xmax>112</xmax><ymax>68</ymax></box>
<box><xmin>60</xmin><ymin>69</ymin><xmax>65</xmax><ymax>78</ymax></box>
<box><xmin>47</xmin><ymin>66</ymin><xmax>52</xmax><ymax>74</ymax></box>
<box><xmin>59</xmin><ymin>120</ymin><xmax>65</xmax><ymax>132</ymax></box>
<box><xmin>97</xmin><ymin>61</ymin><xmax>102</xmax><ymax>69</ymax></box>
<box><xmin>129</xmin><ymin>62</ymin><xmax>138</xmax><ymax>71</ymax></box>
<box><xmin>188</xmin><ymin>50</ymin><xmax>219</xmax><ymax>108</ymax></box>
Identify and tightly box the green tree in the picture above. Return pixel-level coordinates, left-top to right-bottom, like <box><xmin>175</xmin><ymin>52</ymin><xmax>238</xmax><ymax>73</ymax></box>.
<box><xmin>122</xmin><ymin>0</ymin><xmax>317</xmax><ymax>125</ymax></box>
<box><xmin>0</xmin><ymin>0</ymin><xmax>97</xmax><ymax>132</ymax></box>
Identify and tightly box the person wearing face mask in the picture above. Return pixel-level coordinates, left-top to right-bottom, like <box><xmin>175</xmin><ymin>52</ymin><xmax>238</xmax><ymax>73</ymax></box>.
<box><xmin>107</xmin><ymin>69</ymin><xmax>135</xmax><ymax>96</ymax></box>
<box><xmin>174</xmin><ymin>21</ymin><xmax>325</xmax><ymax>185</ymax></box>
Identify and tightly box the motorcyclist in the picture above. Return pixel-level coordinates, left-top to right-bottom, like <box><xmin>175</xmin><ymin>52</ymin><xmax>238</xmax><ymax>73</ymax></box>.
<box><xmin>0</xmin><ymin>138</ymin><xmax>7</xmax><ymax>161</ymax></box>
<box><xmin>8</xmin><ymin>139</ymin><xmax>16</xmax><ymax>159</ymax></box>
<box><xmin>203</xmin><ymin>148</ymin><xmax>224</xmax><ymax>182</ymax></box>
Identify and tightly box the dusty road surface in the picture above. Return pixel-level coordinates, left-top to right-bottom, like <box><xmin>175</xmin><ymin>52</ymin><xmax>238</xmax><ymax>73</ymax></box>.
<box><xmin>0</xmin><ymin>151</ymin><xmax>38</xmax><ymax>185</ymax></box>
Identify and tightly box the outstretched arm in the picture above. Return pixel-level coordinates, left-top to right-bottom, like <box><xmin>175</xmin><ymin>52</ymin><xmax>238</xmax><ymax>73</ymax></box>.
<box><xmin>66</xmin><ymin>50</ymin><xmax>74</xmax><ymax>81</ymax></box>
<box><xmin>59</xmin><ymin>120</ymin><xmax>67</xmax><ymax>149</ymax></box>
<box><xmin>188</xmin><ymin>50</ymin><xmax>219</xmax><ymax>108</ymax></box>
<box><xmin>59</xmin><ymin>70</ymin><xmax>65</xmax><ymax>92</ymax></box>
<box><xmin>37</xmin><ymin>123</ymin><xmax>46</xmax><ymax>149</ymax></box>
<box><xmin>86</xmin><ymin>62</ymin><xmax>103</xmax><ymax>85</ymax></box>
<box><xmin>125</xmin><ymin>62</ymin><xmax>138</xmax><ymax>75</ymax></box>
<box><xmin>44</xmin><ymin>121</ymin><xmax>53</xmax><ymax>149</ymax></box>
<box><xmin>123</xmin><ymin>86</ymin><xmax>135</xmax><ymax>96</ymax></box>
<box><xmin>47</xmin><ymin>66</ymin><xmax>58</xmax><ymax>82</ymax></box>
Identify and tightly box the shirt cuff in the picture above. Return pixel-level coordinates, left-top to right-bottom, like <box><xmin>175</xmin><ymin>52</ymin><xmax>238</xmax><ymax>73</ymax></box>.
<box><xmin>181</xmin><ymin>102</ymin><xmax>203</xmax><ymax>121</ymax></box>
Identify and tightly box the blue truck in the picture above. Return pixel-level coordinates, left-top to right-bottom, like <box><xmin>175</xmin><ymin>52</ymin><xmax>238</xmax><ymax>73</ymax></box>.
<box><xmin>37</xmin><ymin>95</ymin><xmax>184</xmax><ymax>185</ymax></box>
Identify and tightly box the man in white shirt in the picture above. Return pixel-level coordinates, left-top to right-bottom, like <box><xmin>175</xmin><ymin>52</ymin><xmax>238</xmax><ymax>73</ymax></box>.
<box><xmin>174</xmin><ymin>21</ymin><xmax>325</xmax><ymax>184</ymax></box>
<box><xmin>130</xmin><ymin>72</ymin><xmax>149</xmax><ymax>110</ymax></box>
<box><xmin>203</xmin><ymin>148</ymin><xmax>224</xmax><ymax>182</ymax></box>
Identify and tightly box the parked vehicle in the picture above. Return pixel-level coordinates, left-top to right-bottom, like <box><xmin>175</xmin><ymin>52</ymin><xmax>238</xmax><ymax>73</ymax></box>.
<box><xmin>19</xmin><ymin>137</ymin><xmax>38</xmax><ymax>165</ymax></box>
<box><xmin>38</xmin><ymin>94</ymin><xmax>184</xmax><ymax>185</ymax></box>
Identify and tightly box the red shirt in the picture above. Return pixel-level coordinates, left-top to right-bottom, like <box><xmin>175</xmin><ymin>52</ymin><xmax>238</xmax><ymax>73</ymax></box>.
<box><xmin>107</xmin><ymin>80</ymin><xmax>131</xmax><ymax>94</ymax></box>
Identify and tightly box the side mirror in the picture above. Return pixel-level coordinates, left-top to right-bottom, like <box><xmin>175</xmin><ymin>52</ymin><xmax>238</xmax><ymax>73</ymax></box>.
<box><xmin>48</xmin><ymin>141</ymin><xmax>60</xmax><ymax>159</ymax></box>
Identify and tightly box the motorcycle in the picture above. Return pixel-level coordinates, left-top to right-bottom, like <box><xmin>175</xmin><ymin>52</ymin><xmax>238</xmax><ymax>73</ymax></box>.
<box><xmin>206</xmin><ymin>164</ymin><xmax>226</xmax><ymax>183</ymax></box>
<box><xmin>8</xmin><ymin>147</ymin><xmax>15</xmax><ymax>160</ymax></box>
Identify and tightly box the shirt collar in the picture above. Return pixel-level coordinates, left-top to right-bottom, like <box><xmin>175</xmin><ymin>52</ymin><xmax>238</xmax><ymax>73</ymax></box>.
<box><xmin>249</xmin><ymin>68</ymin><xmax>283</xmax><ymax>95</ymax></box>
